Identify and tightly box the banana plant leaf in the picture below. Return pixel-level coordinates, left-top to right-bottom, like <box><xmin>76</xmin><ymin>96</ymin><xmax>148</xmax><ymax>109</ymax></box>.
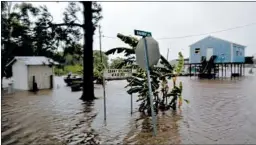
<box><xmin>127</xmin><ymin>86</ymin><xmax>143</xmax><ymax>94</ymax></box>
<box><xmin>117</xmin><ymin>33</ymin><xmax>139</xmax><ymax>48</ymax></box>
<box><xmin>184</xmin><ymin>99</ymin><xmax>190</xmax><ymax>104</ymax></box>
<box><xmin>105</xmin><ymin>47</ymin><xmax>135</xmax><ymax>56</ymax></box>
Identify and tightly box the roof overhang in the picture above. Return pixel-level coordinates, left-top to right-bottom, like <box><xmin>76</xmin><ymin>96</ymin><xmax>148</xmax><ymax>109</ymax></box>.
<box><xmin>189</xmin><ymin>36</ymin><xmax>246</xmax><ymax>48</ymax></box>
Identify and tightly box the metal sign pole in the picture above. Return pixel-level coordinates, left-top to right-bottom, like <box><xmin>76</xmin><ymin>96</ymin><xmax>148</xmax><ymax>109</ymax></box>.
<box><xmin>131</xmin><ymin>87</ymin><xmax>133</xmax><ymax>115</ymax></box>
<box><xmin>103</xmin><ymin>72</ymin><xmax>107</xmax><ymax>121</ymax></box>
<box><xmin>130</xmin><ymin>69</ymin><xmax>133</xmax><ymax>115</ymax></box>
<box><xmin>143</xmin><ymin>37</ymin><xmax>157</xmax><ymax>136</ymax></box>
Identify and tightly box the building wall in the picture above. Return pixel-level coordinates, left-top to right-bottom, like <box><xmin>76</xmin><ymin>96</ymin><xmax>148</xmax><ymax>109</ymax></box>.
<box><xmin>27</xmin><ymin>65</ymin><xmax>53</xmax><ymax>90</ymax></box>
<box><xmin>232</xmin><ymin>43</ymin><xmax>245</xmax><ymax>63</ymax></box>
<box><xmin>12</xmin><ymin>61</ymin><xmax>28</xmax><ymax>90</ymax></box>
<box><xmin>189</xmin><ymin>36</ymin><xmax>231</xmax><ymax>63</ymax></box>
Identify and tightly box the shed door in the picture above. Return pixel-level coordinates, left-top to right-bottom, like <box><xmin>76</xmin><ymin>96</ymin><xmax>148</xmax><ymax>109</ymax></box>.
<box><xmin>206</xmin><ymin>48</ymin><xmax>213</xmax><ymax>61</ymax></box>
<box><xmin>42</xmin><ymin>72</ymin><xmax>50</xmax><ymax>89</ymax></box>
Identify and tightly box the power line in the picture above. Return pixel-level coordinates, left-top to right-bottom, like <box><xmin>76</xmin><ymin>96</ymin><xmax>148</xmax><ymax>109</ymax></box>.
<box><xmin>98</xmin><ymin>22</ymin><xmax>256</xmax><ymax>41</ymax></box>
<box><xmin>102</xmin><ymin>35</ymin><xmax>117</xmax><ymax>39</ymax></box>
<box><xmin>157</xmin><ymin>22</ymin><xmax>256</xmax><ymax>40</ymax></box>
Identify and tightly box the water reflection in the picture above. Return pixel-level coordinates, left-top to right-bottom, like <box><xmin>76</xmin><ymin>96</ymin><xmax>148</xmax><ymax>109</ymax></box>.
<box><xmin>1</xmin><ymin>77</ymin><xmax>100</xmax><ymax>145</ymax></box>
<box><xmin>177</xmin><ymin>71</ymin><xmax>256</xmax><ymax>144</ymax></box>
<box><xmin>1</xmin><ymin>77</ymin><xmax>139</xmax><ymax>145</ymax></box>
<box><xmin>2</xmin><ymin>69</ymin><xmax>256</xmax><ymax>144</ymax></box>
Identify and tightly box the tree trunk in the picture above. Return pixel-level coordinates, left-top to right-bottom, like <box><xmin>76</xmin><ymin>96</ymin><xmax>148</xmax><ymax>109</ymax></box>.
<box><xmin>80</xmin><ymin>2</ymin><xmax>96</xmax><ymax>101</ymax></box>
<box><xmin>1</xmin><ymin>76</ymin><xmax>3</xmax><ymax>90</ymax></box>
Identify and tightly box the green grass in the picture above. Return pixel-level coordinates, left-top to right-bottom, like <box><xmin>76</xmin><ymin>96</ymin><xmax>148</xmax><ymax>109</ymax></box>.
<box><xmin>54</xmin><ymin>64</ymin><xmax>83</xmax><ymax>76</ymax></box>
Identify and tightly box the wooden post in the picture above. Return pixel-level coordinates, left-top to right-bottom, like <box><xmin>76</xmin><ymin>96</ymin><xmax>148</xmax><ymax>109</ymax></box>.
<box><xmin>234</xmin><ymin>63</ymin><xmax>236</xmax><ymax>73</ymax></box>
<box><xmin>222</xmin><ymin>63</ymin><xmax>224</xmax><ymax>78</ymax></box>
<box><xmin>241</xmin><ymin>64</ymin><xmax>243</xmax><ymax>76</ymax></box>
<box><xmin>50</xmin><ymin>75</ymin><xmax>53</xmax><ymax>89</ymax></box>
<box><xmin>234</xmin><ymin>63</ymin><xmax>236</xmax><ymax>74</ymax></box>
<box><xmin>194</xmin><ymin>64</ymin><xmax>196</xmax><ymax>76</ymax></box>
<box><xmin>240</xmin><ymin>64</ymin><xmax>242</xmax><ymax>77</ymax></box>
<box><xmin>231</xmin><ymin>63</ymin><xmax>233</xmax><ymax>79</ymax></box>
<box><xmin>225</xmin><ymin>64</ymin><xmax>227</xmax><ymax>77</ymax></box>
<box><xmin>189</xmin><ymin>64</ymin><xmax>192</xmax><ymax>77</ymax></box>
<box><xmin>218</xmin><ymin>64</ymin><xmax>220</xmax><ymax>79</ymax></box>
<box><xmin>237</xmin><ymin>63</ymin><xmax>239</xmax><ymax>76</ymax></box>
<box><xmin>238</xmin><ymin>64</ymin><xmax>240</xmax><ymax>77</ymax></box>
<box><xmin>243</xmin><ymin>64</ymin><xmax>245</xmax><ymax>76</ymax></box>
<box><xmin>213</xmin><ymin>63</ymin><xmax>216</xmax><ymax>79</ymax></box>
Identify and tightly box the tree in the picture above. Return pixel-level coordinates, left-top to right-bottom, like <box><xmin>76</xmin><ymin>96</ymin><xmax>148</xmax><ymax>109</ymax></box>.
<box><xmin>1</xmin><ymin>2</ymin><xmax>41</xmax><ymax>86</ymax></box>
<box><xmin>93</xmin><ymin>50</ymin><xmax>108</xmax><ymax>84</ymax></box>
<box><xmin>63</xmin><ymin>43</ymin><xmax>84</xmax><ymax>65</ymax></box>
<box><xmin>110</xmin><ymin>57</ymin><xmax>126</xmax><ymax>69</ymax></box>
<box><xmin>1</xmin><ymin>2</ymin><xmax>102</xmax><ymax>100</ymax></box>
<box><xmin>1</xmin><ymin>2</ymin><xmax>74</xmax><ymax>87</ymax></box>
<box><xmin>48</xmin><ymin>2</ymin><xmax>102</xmax><ymax>101</ymax></box>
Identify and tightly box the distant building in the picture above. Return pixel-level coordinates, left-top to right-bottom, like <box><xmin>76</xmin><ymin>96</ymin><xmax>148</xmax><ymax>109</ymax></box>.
<box><xmin>169</xmin><ymin>58</ymin><xmax>189</xmax><ymax>66</ymax></box>
<box><xmin>169</xmin><ymin>58</ymin><xmax>190</xmax><ymax>73</ymax></box>
<box><xmin>189</xmin><ymin>36</ymin><xmax>246</xmax><ymax>64</ymax></box>
<box><xmin>6</xmin><ymin>56</ymin><xmax>59</xmax><ymax>91</ymax></box>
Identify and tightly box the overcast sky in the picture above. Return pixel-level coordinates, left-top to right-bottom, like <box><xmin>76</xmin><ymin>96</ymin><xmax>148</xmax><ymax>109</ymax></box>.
<box><xmin>24</xmin><ymin>2</ymin><xmax>256</xmax><ymax>60</ymax></box>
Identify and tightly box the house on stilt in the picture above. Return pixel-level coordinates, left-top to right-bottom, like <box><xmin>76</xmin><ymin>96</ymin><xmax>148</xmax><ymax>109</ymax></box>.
<box><xmin>188</xmin><ymin>36</ymin><xmax>246</xmax><ymax>79</ymax></box>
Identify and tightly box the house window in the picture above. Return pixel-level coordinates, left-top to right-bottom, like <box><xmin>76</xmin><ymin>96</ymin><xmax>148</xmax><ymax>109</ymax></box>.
<box><xmin>195</xmin><ymin>48</ymin><xmax>200</xmax><ymax>54</ymax></box>
<box><xmin>236</xmin><ymin>51</ymin><xmax>239</xmax><ymax>56</ymax></box>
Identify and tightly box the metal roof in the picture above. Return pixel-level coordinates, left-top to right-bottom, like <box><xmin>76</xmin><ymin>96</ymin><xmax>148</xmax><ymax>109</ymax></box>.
<box><xmin>189</xmin><ymin>36</ymin><xmax>246</xmax><ymax>48</ymax></box>
<box><xmin>6</xmin><ymin>56</ymin><xmax>59</xmax><ymax>67</ymax></box>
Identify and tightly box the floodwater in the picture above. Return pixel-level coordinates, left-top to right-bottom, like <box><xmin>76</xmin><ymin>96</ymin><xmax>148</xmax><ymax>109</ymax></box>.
<box><xmin>1</xmin><ymin>77</ymin><xmax>140</xmax><ymax>144</ymax></box>
<box><xmin>178</xmin><ymin>72</ymin><xmax>256</xmax><ymax>144</ymax></box>
<box><xmin>2</xmin><ymin>68</ymin><xmax>256</xmax><ymax>144</ymax></box>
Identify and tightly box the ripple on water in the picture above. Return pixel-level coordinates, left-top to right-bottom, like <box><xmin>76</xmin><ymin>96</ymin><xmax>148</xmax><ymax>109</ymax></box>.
<box><xmin>2</xmin><ymin>74</ymin><xmax>256</xmax><ymax>144</ymax></box>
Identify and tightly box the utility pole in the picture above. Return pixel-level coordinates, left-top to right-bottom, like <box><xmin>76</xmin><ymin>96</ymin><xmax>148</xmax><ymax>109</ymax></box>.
<box><xmin>167</xmin><ymin>48</ymin><xmax>170</xmax><ymax>61</ymax></box>
<box><xmin>99</xmin><ymin>25</ymin><xmax>107</xmax><ymax>121</ymax></box>
<box><xmin>99</xmin><ymin>25</ymin><xmax>103</xmax><ymax>62</ymax></box>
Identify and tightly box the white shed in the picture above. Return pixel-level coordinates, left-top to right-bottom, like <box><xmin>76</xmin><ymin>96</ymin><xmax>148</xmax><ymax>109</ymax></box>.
<box><xmin>6</xmin><ymin>56</ymin><xmax>59</xmax><ymax>91</ymax></box>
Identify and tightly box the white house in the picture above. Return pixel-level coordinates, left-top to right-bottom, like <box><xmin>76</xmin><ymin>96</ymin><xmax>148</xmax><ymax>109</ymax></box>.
<box><xmin>6</xmin><ymin>56</ymin><xmax>59</xmax><ymax>91</ymax></box>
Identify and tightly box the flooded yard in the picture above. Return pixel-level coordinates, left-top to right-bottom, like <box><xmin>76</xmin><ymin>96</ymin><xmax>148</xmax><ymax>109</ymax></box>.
<box><xmin>178</xmin><ymin>75</ymin><xmax>256</xmax><ymax>144</ymax></box>
<box><xmin>2</xmin><ymin>69</ymin><xmax>256</xmax><ymax>144</ymax></box>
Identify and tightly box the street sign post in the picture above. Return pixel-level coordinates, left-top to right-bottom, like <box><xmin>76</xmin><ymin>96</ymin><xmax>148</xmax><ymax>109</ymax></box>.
<box><xmin>134</xmin><ymin>29</ymin><xmax>159</xmax><ymax>136</ymax></box>
<box><xmin>103</xmin><ymin>69</ymin><xmax>134</xmax><ymax>120</ymax></box>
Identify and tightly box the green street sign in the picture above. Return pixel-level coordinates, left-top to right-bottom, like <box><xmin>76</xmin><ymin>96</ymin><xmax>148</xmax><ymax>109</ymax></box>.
<box><xmin>134</xmin><ymin>30</ymin><xmax>152</xmax><ymax>37</ymax></box>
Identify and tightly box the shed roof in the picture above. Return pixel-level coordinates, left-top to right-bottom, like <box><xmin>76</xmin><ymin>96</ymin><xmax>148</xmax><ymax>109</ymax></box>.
<box><xmin>6</xmin><ymin>56</ymin><xmax>59</xmax><ymax>67</ymax></box>
<box><xmin>189</xmin><ymin>36</ymin><xmax>246</xmax><ymax>48</ymax></box>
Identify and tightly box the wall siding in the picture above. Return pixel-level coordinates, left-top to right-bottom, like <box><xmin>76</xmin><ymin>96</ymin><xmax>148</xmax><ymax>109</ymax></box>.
<box><xmin>27</xmin><ymin>65</ymin><xmax>53</xmax><ymax>90</ymax></box>
<box><xmin>189</xmin><ymin>36</ymin><xmax>245</xmax><ymax>63</ymax></box>
<box><xmin>232</xmin><ymin>44</ymin><xmax>245</xmax><ymax>63</ymax></box>
<box><xmin>12</xmin><ymin>61</ymin><xmax>28</xmax><ymax>90</ymax></box>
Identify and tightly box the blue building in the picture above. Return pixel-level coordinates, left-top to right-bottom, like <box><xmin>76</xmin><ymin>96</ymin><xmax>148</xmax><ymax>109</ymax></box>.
<box><xmin>189</xmin><ymin>36</ymin><xmax>246</xmax><ymax>64</ymax></box>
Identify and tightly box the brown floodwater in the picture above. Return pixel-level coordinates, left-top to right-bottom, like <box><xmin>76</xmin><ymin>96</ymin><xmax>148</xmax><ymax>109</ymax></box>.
<box><xmin>1</xmin><ymin>69</ymin><xmax>256</xmax><ymax>144</ymax></box>
<box><xmin>178</xmin><ymin>72</ymin><xmax>256</xmax><ymax>144</ymax></box>
<box><xmin>1</xmin><ymin>77</ymin><xmax>140</xmax><ymax>145</ymax></box>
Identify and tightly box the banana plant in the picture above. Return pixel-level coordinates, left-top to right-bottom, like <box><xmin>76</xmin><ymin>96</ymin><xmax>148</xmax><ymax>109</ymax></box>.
<box><xmin>105</xmin><ymin>33</ymin><xmax>173</xmax><ymax>70</ymax></box>
<box><xmin>105</xmin><ymin>33</ymin><xmax>188</xmax><ymax>115</ymax></box>
<box><xmin>166</xmin><ymin>52</ymin><xmax>189</xmax><ymax>110</ymax></box>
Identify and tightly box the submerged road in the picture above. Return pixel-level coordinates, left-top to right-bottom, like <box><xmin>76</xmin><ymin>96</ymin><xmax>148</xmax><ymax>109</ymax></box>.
<box><xmin>2</xmin><ymin>69</ymin><xmax>256</xmax><ymax>144</ymax></box>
